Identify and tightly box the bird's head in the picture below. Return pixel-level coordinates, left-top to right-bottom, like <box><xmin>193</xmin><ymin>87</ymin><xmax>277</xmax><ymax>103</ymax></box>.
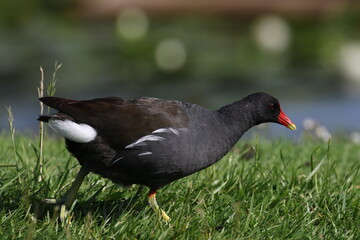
<box><xmin>245</xmin><ymin>92</ymin><xmax>296</xmax><ymax>130</ymax></box>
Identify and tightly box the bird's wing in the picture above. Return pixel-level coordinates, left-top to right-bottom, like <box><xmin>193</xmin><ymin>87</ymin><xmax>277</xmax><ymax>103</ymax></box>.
<box><xmin>39</xmin><ymin>96</ymin><xmax>189</xmax><ymax>150</ymax></box>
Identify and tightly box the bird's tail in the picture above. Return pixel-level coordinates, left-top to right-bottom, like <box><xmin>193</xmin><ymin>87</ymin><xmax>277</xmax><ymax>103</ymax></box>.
<box><xmin>38</xmin><ymin>113</ymin><xmax>74</xmax><ymax>122</ymax></box>
<box><xmin>38</xmin><ymin>115</ymin><xmax>52</xmax><ymax>122</ymax></box>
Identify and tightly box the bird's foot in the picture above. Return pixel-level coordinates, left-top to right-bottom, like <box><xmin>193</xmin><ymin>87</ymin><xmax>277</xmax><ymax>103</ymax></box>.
<box><xmin>41</xmin><ymin>167</ymin><xmax>88</xmax><ymax>223</ymax></box>
<box><xmin>160</xmin><ymin>209</ymin><xmax>171</xmax><ymax>222</ymax></box>
<box><xmin>151</xmin><ymin>206</ymin><xmax>171</xmax><ymax>222</ymax></box>
<box><xmin>42</xmin><ymin>198</ymin><xmax>73</xmax><ymax>222</ymax></box>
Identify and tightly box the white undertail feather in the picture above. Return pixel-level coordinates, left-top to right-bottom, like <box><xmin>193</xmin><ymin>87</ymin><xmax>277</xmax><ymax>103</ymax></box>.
<box><xmin>48</xmin><ymin>119</ymin><xmax>97</xmax><ymax>143</ymax></box>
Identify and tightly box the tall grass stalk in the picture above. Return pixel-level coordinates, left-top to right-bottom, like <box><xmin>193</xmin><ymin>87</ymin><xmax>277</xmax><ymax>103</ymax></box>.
<box><xmin>36</xmin><ymin>62</ymin><xmax>61</xmax><ymax>182</ymax></box>
<box><xmin>47</xmin><ymin>61</ymin><xmax>62</xmax><ymax>97</ymax></box>
<box><xmin>4</xmin><ymin>106</ymin><xmax>18</xmax><ymax>169</ymax></box>
<box><xmin>37</xmin><ymin>67</ymin><xmax>45</xmax><ymax>182</ymax></box>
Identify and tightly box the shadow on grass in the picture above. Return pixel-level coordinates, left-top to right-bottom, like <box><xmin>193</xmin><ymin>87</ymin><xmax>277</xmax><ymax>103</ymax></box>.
<box><xmin>30</xmin><ymin>198</ymin><xmax>147</xmax><ymax>224</ymax></box>
<box><xmin>30</xmin><ymin>191</ymin><xmax>148</xmax><ymax>222</ymax></box>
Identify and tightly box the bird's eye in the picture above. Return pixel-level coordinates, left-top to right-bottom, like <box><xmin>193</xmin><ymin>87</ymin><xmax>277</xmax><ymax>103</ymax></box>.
<box><xmin>269</xmin><ymin>103</ymin><xmax>275</xmax><ymax>110</ymax></box>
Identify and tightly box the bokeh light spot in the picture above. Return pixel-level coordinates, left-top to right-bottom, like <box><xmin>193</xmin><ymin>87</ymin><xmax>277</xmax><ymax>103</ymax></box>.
<box><xmin>253</xmin><ymin>15</ymin><xmax>291</xmax><ymax>53</ymax></box>
<box><xmin>338</xmin><ymin>42</ymin><xmax>360</xmax><ymax>84</ymax></box>
<box><xmin>116</xmin><ymin>7</ymin><xmax>148</xmax><ymax>41</ymax></box>
<box><xmin>155</xmin><ymin>39</ymin><xmax>187</xmax><ymax>72</ymax></box>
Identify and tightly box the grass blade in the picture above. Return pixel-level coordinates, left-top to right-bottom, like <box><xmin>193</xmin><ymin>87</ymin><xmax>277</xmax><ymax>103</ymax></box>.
<box><xmin>306</xmin><ymin>156</ymin><xmax>325</xmax><ymax>182</ymax></box>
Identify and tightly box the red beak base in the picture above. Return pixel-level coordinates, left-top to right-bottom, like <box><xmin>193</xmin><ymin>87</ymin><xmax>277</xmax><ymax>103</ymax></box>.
<box><xmin>278</xmin><ymin>109</ymin><xmax>296</xmax><ymax>130</ymax></box>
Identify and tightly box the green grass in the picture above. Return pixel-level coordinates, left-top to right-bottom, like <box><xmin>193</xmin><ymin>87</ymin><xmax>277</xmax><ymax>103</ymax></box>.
<box><xmin>0</xmin><ymin>134</ymin><xmax>359</xmax><ymax>240</ymax></box>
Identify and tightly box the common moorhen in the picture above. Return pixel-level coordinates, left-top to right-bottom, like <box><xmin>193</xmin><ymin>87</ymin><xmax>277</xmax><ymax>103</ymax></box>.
<box><xmin>38</xmin><ymin>92</ymin><xmax>296</xmax><ymax>221</ymax></box>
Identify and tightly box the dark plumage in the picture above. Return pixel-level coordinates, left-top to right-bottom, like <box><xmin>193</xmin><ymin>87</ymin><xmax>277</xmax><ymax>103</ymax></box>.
<box><xmin>38</xmin><ymin>92</ymin><xmax>296</xmax><ymax>221</ymax></box>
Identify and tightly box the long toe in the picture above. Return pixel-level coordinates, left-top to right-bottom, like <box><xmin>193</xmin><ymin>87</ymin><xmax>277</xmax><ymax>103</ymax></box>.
<box><xmin>42</xmin><ymin>196</ymin><xmax>73</xmax><ymax>208</ymax></box>
<box><xmin>60</xmin><ymin>204</ymin><xmax>67</xmax><ymax>222</ymax></box>
<box><xmin>43</xmin><ymin>198</ymin><xmax>62</xmax><ymax>204</ymax></box>
<box><xmin>160</xmin><ymin>209</ymin><xmax>171</xmax><ymax>222</ymax></box>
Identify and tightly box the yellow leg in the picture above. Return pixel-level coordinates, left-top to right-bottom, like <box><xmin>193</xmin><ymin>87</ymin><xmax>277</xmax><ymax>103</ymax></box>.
<box><xmin>148</xmin><ymin>190</ymin><xmax>171</xmax><ymax>222</ymax></box>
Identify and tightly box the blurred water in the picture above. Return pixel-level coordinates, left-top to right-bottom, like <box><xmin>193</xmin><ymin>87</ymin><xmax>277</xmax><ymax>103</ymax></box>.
<box><xmin>0</xmin><ymin>8</ymin><xmax>359</xmax><ymax>139</ymax></box>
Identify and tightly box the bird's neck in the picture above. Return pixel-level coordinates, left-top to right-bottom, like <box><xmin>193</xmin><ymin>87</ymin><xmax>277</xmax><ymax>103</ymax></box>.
<box><xmin>180</xmin><ymin>102</ymin><xmax>257</xmax><ymax>176</ymax></box>
<box><xmin>217</xmin><ymin>100</ymin><xmax>257</xmax><ymax>144</ymax></box>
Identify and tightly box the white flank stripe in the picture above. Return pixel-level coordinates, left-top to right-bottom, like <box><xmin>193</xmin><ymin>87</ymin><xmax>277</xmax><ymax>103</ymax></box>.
<box><xmin>152</xmin><ymin>127</ymin><xmax>180</xmax><ymax>135</ymax></box>
<box><xmin>152</xmin><ymin>128</ymin><xmax>168</xmax><ymax>134</ymax></box>
<box><xmin>169</xmin><ymin>128</ymin><xmax>180</xmax><ymax>135</ymax></box>
<box><xmin>125</xmin><ymin>135</ymin><xmax>164</xmax><ymax>149</ymax></box>
<box><xmin>138</xmin><ymin>151</ymin><xmax>152</xmax><ymax>156</ymax></box>
<box><xmin>48</xmin><ymin>119</ymin><xmax>97</xmax><ymax>143</ymax></box>
<box><xmin>111</xmin><ymin>156</ymin><xmax>123</xmax><ymax>165</ymax></box>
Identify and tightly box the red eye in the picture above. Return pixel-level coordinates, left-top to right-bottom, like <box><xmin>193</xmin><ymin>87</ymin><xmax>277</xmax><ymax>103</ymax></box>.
<box><xmin>269</xmin><ymin>104</ymin><xmax>275</xmax><ymax>110</ymax></box>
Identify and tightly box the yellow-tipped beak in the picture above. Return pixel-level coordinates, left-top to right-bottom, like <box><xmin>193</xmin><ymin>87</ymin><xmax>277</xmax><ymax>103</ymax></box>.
<box><xmin>287</xmin><ymin>123</ymin><xmax>297</xmax><ymax>131</ymax></box>
<box><xmin>278</xmin><ymin>109</ymin><xmax>296</xmax><ymax>131</ymax></box>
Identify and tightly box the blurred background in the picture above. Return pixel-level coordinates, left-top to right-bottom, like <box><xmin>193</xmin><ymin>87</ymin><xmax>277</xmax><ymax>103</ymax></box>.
<box><xmin>0</xmin><ymin>0</ymin><xmax>359</xmax><ymax>141</ymax></box>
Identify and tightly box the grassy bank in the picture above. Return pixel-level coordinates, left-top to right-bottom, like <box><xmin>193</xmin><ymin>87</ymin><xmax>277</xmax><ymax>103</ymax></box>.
<box><xmin>0</xmin><ymin>134</ymin><xmax>359</xmax><ymax>239</ymax></box>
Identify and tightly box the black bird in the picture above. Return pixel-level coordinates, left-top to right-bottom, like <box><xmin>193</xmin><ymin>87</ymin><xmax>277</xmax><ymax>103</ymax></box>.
<box><xmin>38</xmin><ymin>92</ymin><xmax>296</xmax><ymax>221</ymax></box>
